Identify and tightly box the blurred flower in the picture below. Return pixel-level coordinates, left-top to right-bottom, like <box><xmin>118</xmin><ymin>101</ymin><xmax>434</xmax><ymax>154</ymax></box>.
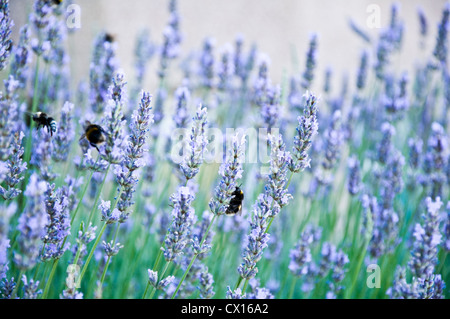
<box><xmin>9</xmin><ymin>25</ymin><xmax>32</xmax><ymax>90</ymax></box>
<box><xmin>409</xmin><ymin>197</ymin><xmax>443</xmax><ymax>279</ymax></box>
<box><xmin>0</xmin><ymin>0</ymin><xmax>13</xmax><ymax>71</ymax></box>
<box><xmin>14</xmin><ymin>174</ymin><xmax>48</xmax><ymax>270</ymax></box>
<box><xmin>102</xmin><ymin>240</ymin><xmax>123</xmax><ymax>257</ymax></box>
<box><xmin>301</xmin><ymin>33</ymin><xmax>318</xmax><ymax>90</ymax></box>
<box><xmin>422</xmin><ymin>122</ymin><xmax>448</xmax><ymax>199</ymax></box>
<box><xmin>52</xmin><ymin>101</ymin><xmax>75</xmax><ymax>162</ymax></box>
<box><xmin>21</xmin><ymin>275</ymin><xmax>41</xmax><ymax>299</ymax></box>
<box><xmin>433</xmin><ymin>3</ymin><xmax>450</xmax><ymax>66</ymax></box>
<box><xmin>217</xmin><ymin>43</ymin><xmax>234</xmax><ymax>91</ymax></box>
<box><xmin>0</xmin><ymin>131</ymin><xmax>27</xmax><ymax>200</ymax></box>
<box><xmin>347</xmin><ymin>155</ymin><xmax>361</xmax><ymax>196</ymax></box>
<box><xmin>199</xmin><ymin>37</ymin><xmax>215</xmax><ymax>89</ymax></box>
<box><xmin>89</xmin><ymin>31</ymin><xmax>118</xmax><ymax>114</ymax></box>
<box><xmin>197</xmin><ymin>267</ymin><xmax>215</xmax><ymax>299</ymax></box>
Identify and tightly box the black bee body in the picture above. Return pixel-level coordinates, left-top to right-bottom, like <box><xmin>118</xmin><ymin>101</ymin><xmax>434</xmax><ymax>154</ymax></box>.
<box><xmin>79</xmin><ymin>121</ymin><xmax>107</xmax><ymax>152</ymax></box>
<box><xmin>32</xmin><ymin>112</ymin><xmax>57</xmax><ymax>136</ymax></box>
<box><xmin>225</xmin><ymin>186</ymin><xmax>244</xmax><ymax>215</ymax></box>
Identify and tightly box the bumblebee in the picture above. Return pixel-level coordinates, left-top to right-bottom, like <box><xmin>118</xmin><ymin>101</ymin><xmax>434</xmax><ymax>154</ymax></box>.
<box><xmin>104</xmin><ymin>33</ymin><xmax>115</xmax><ymax>43</ymax></box>
<box><xmin>52</xmin><ymin>0</ymin><xmax>63</xmax><ymax>5</ymax></box>
<box><xmin>31</xmin><ymin>112</ymin><xmax>57</xmax><ymax>136</ymax></box>
<box><xmin>225</xmin><ymin>186</ymin><xmax>244</xmax><ymax>215</ymax></box>
<box><xmin>79</xmin><ymin>121</ymin><xmax>107</xmax><ymax>152</ymax></box>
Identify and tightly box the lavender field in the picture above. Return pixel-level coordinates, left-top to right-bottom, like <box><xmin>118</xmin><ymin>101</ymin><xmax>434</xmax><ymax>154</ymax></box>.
<box><xmin>0</xmin><ymin>0</ymin><xmax>449</xmax><ymax>300</ymax></box>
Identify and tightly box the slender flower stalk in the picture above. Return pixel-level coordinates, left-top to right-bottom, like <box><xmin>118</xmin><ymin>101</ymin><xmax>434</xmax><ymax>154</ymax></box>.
<box><xmin>180</xmin><ymin>105</ymin><xmax>208</xmax><ymax>182</ymax></box>
<box><xmin>301</xmin><ymin>33</ymin><xmax>318</xmax><ymax>90</ymax></box>
<box><xmin>0</xmin><ymin>0</ymin><xmax>13</xmax><ymax>72</ymax></box>
<box><xmin>13</xmin><ymin>173</ymin><xmax>48</xmax><ymax>297</ymax></box>
<box><xmin>0</xmin><ymin>131</ymin><xmax>27</xmax><ymax>200</ymax></box>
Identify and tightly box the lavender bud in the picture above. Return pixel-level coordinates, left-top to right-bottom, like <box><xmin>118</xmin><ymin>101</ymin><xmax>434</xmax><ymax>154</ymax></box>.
<box><xmin>0</xmin><ymin>131</ymin><xmax>27</xmax><ymax>200</ymax></box>
<box><xmin>347</xmin><ymin>155</ymin><xmax>361</xmax><ymax>196</ymax></box>
<box><xmin>302</xmin><ymin>33</ymin><xmax>318</xmax><ymax>90</ymax></box>
<box><xmin>289</xmin><ymin>91</ymin><xmax>319</xmax><ymax>173</ymax></box>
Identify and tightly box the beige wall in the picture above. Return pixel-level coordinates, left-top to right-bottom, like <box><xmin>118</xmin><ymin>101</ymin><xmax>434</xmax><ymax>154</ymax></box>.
<box><xmin>9</xmin><ymin>0</ymin><xmax>448</xmax><ymax>95</ymax></box>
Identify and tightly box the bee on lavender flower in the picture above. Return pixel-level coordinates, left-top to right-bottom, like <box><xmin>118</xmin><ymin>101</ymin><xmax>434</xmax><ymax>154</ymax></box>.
<box><xmin>29</xmin><ymin>112</ymin><xmax>57</xmax><ymax>136</ymax></box>
<box><xmin>52</xmin><ymin>0</ymin><xmax>63</xmax><ymax>5</ymax></box>
<box><xmin>79</xmin><ymin>121</ymin><xmax>107</xmax><ymax>152</ymax></box>
<box><xmin>225</xmin><ymin>186</ymin><xmax>244</xmax><ymax>215</ymax></box>
<box><xmin>104</xmin><ymin>33</ymin><xmax>115</xmax><ymax>43</ymax></box>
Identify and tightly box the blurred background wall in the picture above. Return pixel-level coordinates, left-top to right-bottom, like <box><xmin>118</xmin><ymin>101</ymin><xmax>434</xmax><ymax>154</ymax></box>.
<box><xmin>9</xmin><ymin>0</ymin><xmax>448</xmax><ymax>95</ymax></box>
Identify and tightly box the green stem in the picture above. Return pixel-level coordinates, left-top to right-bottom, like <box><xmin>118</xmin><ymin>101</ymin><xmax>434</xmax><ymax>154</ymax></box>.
<box><xmin>288</xmin><ymin>277</ymin><xmax>298</xmax><ymax>299</ymax></box>
<box><xmin>87</xmin><ymin>163</ymin><xmax>111</xmax><ymax>225</ymax></box>
<box><xmin>99</xmin><ymin>223</ymin><xmax>120</xmax><ymax>286</ymax></box>
<box><xmin>170</xmin><ymin>214</ymin><xmax>217</xmax><ymax>299</ymax></box>
<box><xmin>12</xmin><ymin>269</ymin><xmax>25</xmax><ymax>298</ymax></box>
<box><xmin>41</xmin><ymin>259</ymin><xmax>58</xmax><ymax>299</ymax></box>
<box><xmin>78</xmin><ymin>222</ymin><xmax>108</xmax><ymax>285</ymax></box>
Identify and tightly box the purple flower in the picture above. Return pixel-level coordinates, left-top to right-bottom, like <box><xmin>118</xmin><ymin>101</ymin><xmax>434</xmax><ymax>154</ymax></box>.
<box><xmin>0</xmin><ymin>0</ymin><xmax>13</xmax><ymax>71</ymax></box>
<box><xmin>409</xmin><ymin>197</ymin><xmax>443</xmax><ymax>279</ymax></box>
<box><xmin>21</xmin><ymin>275</ymin><xmax>41</xmax><ymax>299</ymax></box>
<box><xmin>102</xmin><ymin>240</ymin><xmax>123</xmax><ymax>257</ymax></box>
<box><xmin>377</xmin><ymin>122</ymin><xmax>396</xmax><ymax>165</ymax></box>
<box><xmin>199</xmin><ymin>37</ymin><xmax>215</xmax><ymax>89</ymax></box>
<box><xmin>115</xmin><ymin>91</ymin><xmax>153</xmax><ymax>222</ymax></box>
<box><xmin>422</xmin><ymin>122</ymin><xmax>448</xmax><ymax>199</ymax></box>
<box><xmin>347</xmin><ymin>155</ymin><xmax>361</xmax><ymax>196</ymax></box>
<box><xmin>164</xmin><ymin>186</ymin><xmax>195</xmax><ymax>262</ymax></box>
<box><xmin>197</xmin><ymin>267</ymin><xmax>215</xmax><ymax>299</ymax></box>
<box><xmin>433</xmin><ymin>3</ymin><xmax>450</xmax><ymax>66</ymax></box>
<box><xmin>14</xmin><ymin>173</ymin><xmax>48</xmax><ymax>270</ymax></box>
<box><xmin>52</xmin><ymin>101</ymin><xmax>75</xmax><ymax>162</ymax></box>
<box><xmin>289</xmin><ymin>91</ymin><xmax>319</xmax><ymax>173</ymax></box>
<box><xmin>289</xmin><ymin>228</ymin><xmax>314</xmax><ymax>277</ymax></box>
<box><xmin>209</xmin><ymin>134</ymin><xmax>246</xmax><ymax>216</ymax></box>
<box><xmin>217</xmin><ymin>43</ymin><xmax>234</xmax><ymax>91</ymax></box>
<box><xmin>147</xmin><ymin>269</ymin><xmax>175</xmax><ymax>290</ymax></box>
<box><xmin>237</xmin><ymin>193</ymin><xmax>271</xmax><ymax>280</ymax></box>
<box><xmin>41</xmin><ymin>183</ymin><xmax>70</xmax><ymax>260</ymax></box>
<box><xmin>89</xmin><ymin>32</ymin><xmax>118</xmax><ymax>114</ymax></box>
<box><xmin>301</xmin><ymin>33</ymin><xmax>318</xmax><ymax>90</ymax></box>
<box><xmin>0</xmin><ymin>131</ymin><xmax>27</xmax><ymax>200</ymax></box>
<box><xmin>101</xmin><ymin>73</ymin><xmax>127</xmax><ymax>164</ymax></box>
<box><xmin>356</xmin><ymin>49</ymin><xmax>369</xmax><ymax>91</ymax></box>
<box><xmin>9</xmin><ymin>25</ymin><xmax>32</xmax><ymax>90</ymax></box>
<box><xmin>180</xmin><ymin>105</ymin><xmax>208</xmax><ymax>181</ymax></box>
<box><xmin>0</xmin><ymin>201</ymin><xmax>15</xmax><ymax>280</ymax></box>
<box><xmin>173</xmin><ymin>86</ymin><xmax>190</xmax><ymax>129</ymax></box>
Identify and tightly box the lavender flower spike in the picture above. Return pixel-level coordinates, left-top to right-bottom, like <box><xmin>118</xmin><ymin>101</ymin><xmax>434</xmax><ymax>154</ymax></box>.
<box><xmin>0</xmin><ymin>131</ymin><xmax>27</xmax><ymax>200</ymax></box>
<box><xmin>102</xmin><ymin>72</ymin><xmax>127</xmax><ymax>164</ymax></box>
<box><xmin>409</xmin><ymin>197</ymin><xmax>443</xmax><ymax>279</ymax></box>
<box><xmin>301</xmin><ymin>33</ymin><xmax>318</xmax><ymax>90</ymax></box>
<box><xmin>209</xmin><ymin>134</ymin><xmax>246</xmax><ymax>216</ymax></box>
<box><xmin>163</xmin><ymin>186</ymin><xmax>195</xmax><ymax>262</ymax></box>
<box><xmin>14</xmin><ymin>173</ymin><xmax>48</xmax><ymax>270</ymax></box>
<box><xmin>289</xmin><ymin>91</ymin><xmax>319</xmax><ymax>173</ymax></box>
<box><xmin>52</xmin><ymin>101</ymin><xmax>75</xmax><ymax>162</ymax></box>
<box><xmin>115</xmin><ymin>91</ymin><xmax>153</xmax><ymax>222</ymax></box>
<box><xmin>0</xmin><ymin>0</ymin><xmax>13</xmax><ymax>71</ymax></box>
<box><xmin>433</xmin><ymin>3</ymin><xmax>450</xmax><ymax>66</ymax></box>
<box><xmin>180</xmin><ymin>104</ymin><xmax>208</xmax><ymax>181</ymax></box>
